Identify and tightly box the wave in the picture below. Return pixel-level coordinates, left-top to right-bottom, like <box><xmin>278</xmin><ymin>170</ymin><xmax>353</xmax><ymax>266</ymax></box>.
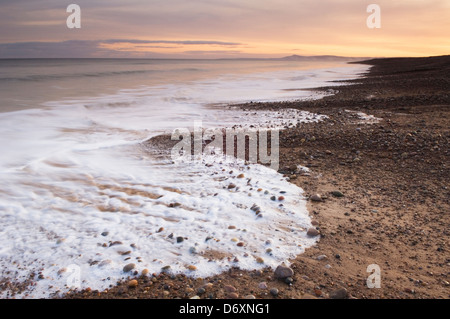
<box><xmin>0</xmin><ymin>69</ymin><xmax>154</xmax><ymax>82</ymax></box>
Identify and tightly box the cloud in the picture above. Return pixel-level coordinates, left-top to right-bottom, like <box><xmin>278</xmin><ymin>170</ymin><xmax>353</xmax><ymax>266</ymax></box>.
<box><xmin>0</xmin><ymin>39</ymin><xmax>245</xmax><ymax>58</ymax></box>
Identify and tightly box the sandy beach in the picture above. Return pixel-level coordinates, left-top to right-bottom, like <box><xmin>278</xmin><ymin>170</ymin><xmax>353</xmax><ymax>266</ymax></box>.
<box><xmin>54</xmin><ymin>55</ymin><xmax>449</xmax><ymax>299</ymax></box>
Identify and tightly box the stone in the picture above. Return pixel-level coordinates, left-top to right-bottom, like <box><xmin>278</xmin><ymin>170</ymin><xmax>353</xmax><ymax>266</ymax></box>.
<box><xmin>317</xmin><ymin>255</ymin><xmax>328</xmax><ymax>261</ymax></box>
<box><xmin>101</xmin><ymin>232</ymin><xmax>109</xmax><ymax>236</ymax></box>
<box><xmin>244</xmin><ymin>295</ymin><xmax>256</xmax><ymax>299</ymax></box>
<box><xmin>187</xmin><ymin>265</ymin><xmax>197</xmax><ymax>271</ymax></box>
<box><xmin>331</xmin><ymin>191</ymin><xmax>344</xmax><ymax>198</ymax></box>
<box><xmin>307</xmin><ymin>228</ymin><xmax>320</xmax><ymax>237</ymax></box>
<box><xmin>176</xmin><ymin>236</ymin><xmax>184</xmax><ymax>243</ymax></box>
<box><xmin>229</xmin><ymin>292</ymin><xmax>239</xmax><ymax>299</ymax></box>
<box><xmin>197</xmin><ymin>287</ymin><xmax>206</xmax><ymax>295</ymax></box>
<box><xmin>310</xmin><ymin>194</ymin><xmax>322</xmax><ymax>202</ymax></box>
<box><xmin>270</xmin><ymin>288</ymin><xmax>279</xmax><ymax>296</ymax></box>
<box><xmin>142</xmin><ymin>269</ymin><xmax>149</xmax><ymax>276</ymax></box>
<box><xmin>256</xmin><ymin>257</ymin><xmax>264</xmax><ymax>264</ymax></box>
<box><xmin>285</xmin><ymin>277</ymin><xmax>294</xmax><ymax>285</ymax></box>
<box><xmin>258</xmin><ymin>282</ymin><xmax>268</xmax><ymax>289</ymax></box>
<box><xmin>228</xmin><ymin>183</ymin><xmax>236</xmax><ymax>189</ymax></box>
<box><xmin>123</xmin><ymin>263</ymin><xmax>136</xmax><ymax>272</ymax></box>
<box><xmin>224</xmin><ymin>285</ymin><xmax>236</xmax><ymax>293</ymax></box>
<box><xmin>329</xmin><ymin>288</ymin><xmax>348</xmax><ymax>299</ymax></box>
<box><xmin>237</xmin><ymin>174</ymin><xmax>245</xmax><ymax>178</ymax></box>
<box><xmin>128</xmin><ymin>279</ymin><xmax>138</xmax><ymax>288</ymax></box>
<box><xmin>274</xmin><ymin>265</ymin><xmax>294</xmax><ymax>279</ymax></box>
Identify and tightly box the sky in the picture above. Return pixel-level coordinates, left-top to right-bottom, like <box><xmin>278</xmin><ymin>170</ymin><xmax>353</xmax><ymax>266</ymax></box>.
<box><xmin>0</xmin><ymin>0</ymin><xmax>448</xmax><ymax>58</ymax></box>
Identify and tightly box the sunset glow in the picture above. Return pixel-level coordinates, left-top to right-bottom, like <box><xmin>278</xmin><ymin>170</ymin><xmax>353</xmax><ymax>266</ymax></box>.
<box><xmin>0</xmin><ymin>0</ymin><xmax>449</xmax><ymax>58</ymax></box>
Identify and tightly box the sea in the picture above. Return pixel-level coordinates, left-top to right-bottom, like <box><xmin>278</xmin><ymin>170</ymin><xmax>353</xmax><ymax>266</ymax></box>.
<box><xmin>0</xmin><ymin>58</ymin><xmax>369</xmax><ymax>298</ymax></box>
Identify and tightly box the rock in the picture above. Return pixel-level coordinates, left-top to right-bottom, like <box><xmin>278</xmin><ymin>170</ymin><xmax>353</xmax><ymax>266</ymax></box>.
<box><xmin>229</xmin><ymin>292</ymin><xmax>239</xmax><ymax>299</ymax></box>
<box><xmin>256</xmin><ymin>257</ymin><xmax>264</xmax><ymax>264</ymax></box>
<box><xmin>329</xmin><ymin>288</ymin><xmax>348</xmax><ymax>299</ymax></box>
<box><xmin>224</xmin><ymin>285</ymin><xmax>237</xmax><ymax>293</ymax></box>
<box><xmin>128</xmin><ymin>279</ymin><xmax>138</xmax><ymax>288</ymax></box>
<box><xmin>335</xmin><ymin>254</ymin><xmax>341</xmax><ymax>259</ymax></box>
<box><xmin>101</xmin><ymin>232</ymin><xmax>109</xmax><ymax>236</ymax></box>
<box><xmin>314</xmin><ymin>289</ymin><xmax>323</xmax><ymax>297</ymax></box>
<box><xmin>285</xmin><ymin>277</ymin><xmax>294</xmax><ymax>285</ymax></box>
<box><xmin>307</xmin><ymin>228</ymin><xmax>320</xmax><ymax>237</ymax></box>
<box><xmin>317</xmin><ymin>255</ymin><xmax>328</xmax><ymax>261</ymax></box>
<box><xmin>278</xmin><ymin>196</ymin><xmax>285</xmax><ymax>201</ymax></box>
<box><xmin>142</xmin><ymin>268</ymin><xmax>149</xmax><ymax>276</ymax></box>
<box><xmin>123</xmin><ymin>263</ymin><xmax>136</xmax><ymax>272</ymax></box>
<box><xmin>237</xmin><ymin>242</ymin><xmax>245</xmax><ymax>247</ymax></box>
<box><xmin>237</xmin><ymin>174</ymin><xmax>245</xmax><ymax>178</ymax></box>
<box><xmin>311</xmin><ymin>220</ymin><xmax>319</xmax><ymax>226</ymax></box>
<box><xmin>187</xmin><ymin>265</ymin><xmax>197</xmax><ymax>271</ymax></box>
<box><xmin>197</xmin><ymin>287</ymin><xmax>206</xmax><ymax>295</ymax></box>
<box><xmin>228</xmin><ymin>225</ymin><xmax>236</xmax><ymax>229</ymax></box>
<box><xmin>331</xmin><ymin>191</ymin><xmax>344</xmax><ymax>198</ymax></box>
<box><xmin>270</xmin><ymin>288</ymin><xmax>279</xmax><ymax>296</ymax></box>
<box><xmin>310</xmin><ymin>194</ymin><xmax>322</xmax><ymax>202</ymax></box>
<box><xmin>190</xmin><ymin>295</ymin><xmax>200</xmax><ymax>299</ymax></box>
<box><xmin>157</xmin><ymin>227</ymin><xmax>164</xmax><ymax>233</ymax></box>
<box><xmin>274</xmin><ymin>265</ymin><xmax>294</xmax><ymax>279</ymax></box>
<box><xmin>244</xmin><ymin>295</ymin><xmax>256</xmax><ymax>299</ymax></box>
<box><xmin>228</xmin><ymin>183</ymin><xmax>236</xmax><ymax>189</ymax></box>
<box><xmin>258</xmin><ymin>282</ymin><xmax>268</xmax><ymax>289</ymax></box>
<box><xmin>176</xmin><ymin>236</ymin><xmax>184</xmax><ymax>243</ymax></box>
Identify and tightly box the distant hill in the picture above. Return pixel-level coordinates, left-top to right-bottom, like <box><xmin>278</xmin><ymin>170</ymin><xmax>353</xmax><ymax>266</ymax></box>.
<box><xmin>278</xmin><ymin>54</ymin><xmax>370</xmax><ymax>62</ymax></box>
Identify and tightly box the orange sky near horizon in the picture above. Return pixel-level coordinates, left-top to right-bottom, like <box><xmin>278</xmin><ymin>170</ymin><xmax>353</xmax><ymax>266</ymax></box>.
<box><xmin>0</xmin><ymin>0</ymin><xmax>448</xmax><ymax>58</ymax></box>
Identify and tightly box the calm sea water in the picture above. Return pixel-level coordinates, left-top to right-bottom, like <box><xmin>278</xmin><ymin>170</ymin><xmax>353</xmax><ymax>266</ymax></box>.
<box><xmin>0</xmin><ymin>59</ymin><xmax>368</xmax><ymax>298</ymax></box>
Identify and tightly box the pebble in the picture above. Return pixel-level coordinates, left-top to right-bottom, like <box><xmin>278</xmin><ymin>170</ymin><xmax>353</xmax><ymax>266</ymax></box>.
<box><xmin>237</xmin><ymin>242</ymin><xmax>245</xmax><ymax>247</ymax></box>
<box><xmin>228</xmin><ymin>225</ymin><xmax>236</xmax><ymax>229</ymax></box>
<box><xmin>310</xmin><ymin>194</ymin><xmax>322</xmax><ymax>202</ymax></box>
<box><xmin>141</xmin><ymin>269</ymin><xmax>149</xmax><ymax>276</ymax></box>
<box><xmin>228</xmin><ymin>183</ymin><xmax>236</xmax><ymax>189</ymax></box>
<box><xmin>128</xmin><ymin>279</ymin><xmax>138</xmax><ymax>288</ymax></box>
<box><xmin>285</xmin><ymin>277</ymin><xmax>294</xmax><ymax>285</ymax></box>
<box><xmin>190</xmin><ymin>295</ymin><xmax>200</xmax><ymax>299</ymax></box>
<box><xmin>231</xmin><ymin>238</ymin><xmax>239</xmax><ymax>242</ymax></box>
<box><xmin>331</xmin><ymin>191</ymin><xmax>344</xmax><ymax>198</ymax></box>
<box><xmin>229</xmin><ymin>292</ymin><xmax>239</xmax><ymax>299</ymax></box>
<box><xmin>176</xmin><ymin>236</ymin><xmax>184</xmax><ymax>243</ymax></box>
<box><xmin>329</xmin><ymin>288</ymin><xmax>348</xmax><ymax>299</ymax></box>
<box><xmin>317</xmin><ymin>255</ymin><xmax>328</xmax><ymax>261</ymax></box>
<box><xmin>197</xmin><ymin>288</ymin><xmax>206</xmax><ymax>295</ymax></box>
<box><xmin>244</xmin><ymin>295</ymin><xmax>256</xmax><ymax>299</ymax></box>
<box><xmin>187</xmin><ymin>265</ymin><xmax>197</xmax><ymax>271</ymax></box>
<box><xmin>307</xmin><ymin>228</ymin><xmax>320</xmax><ymax>237</ymax></box>
<box><xmin>157</xmin><ymin>227</ymin><xmax>164</xmax><ymax>233</ymax></box>
<box><xmin>278</xmin><ymin>196</ymin><xmax>285</xmax><ymax>201</ymax></box>
<box><xmin>258</xmin><ymin>282</ymin><xmax>268</xmax><ymax>289</ymax></box>
<box><xmin>274</xmin><ymin>265</ymin><xmax>294</xmax><ymax>279</ymax></box>
<box><xmin>224</xmin><ymin>285</ymin><xmax>237</xmax><ymax>293</ymax></box>
<box><xmin>270</xmin><ymin>288</ymin><xmax>279</xmax><ymax>296</ymax></box>
<box><xmin>256</xmin><ymin>257</ymin><xmax>264</xmax><ymax>264</ymax></box>
<box><xmin>101</xmin><ymin>232</ymin><xmax>109</xmax><ymax>236</ymax></box>
<box><xmin>237</xmin><ymin>174</ymin><xmax>245</xmax><ymax>178</ymax></box>
<box><xmin>123</xmin><ymin>263</ymin><xmax>136</xmax><ymax>272</ymax></box>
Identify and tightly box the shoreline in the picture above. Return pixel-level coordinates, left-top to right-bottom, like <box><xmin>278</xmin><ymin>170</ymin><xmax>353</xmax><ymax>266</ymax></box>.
<box><xmin>2</xmin><ymin>55</ymin><xmax>448</xmax><ymax>299</ymax></box>
<box><xmin>61</xmin><ymin>55</ymin><xmax>450</xmax><ymax>299</ymax></box>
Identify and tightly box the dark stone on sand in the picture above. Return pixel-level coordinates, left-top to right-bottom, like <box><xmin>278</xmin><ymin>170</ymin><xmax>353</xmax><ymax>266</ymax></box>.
<box><xmin>310</xmin><ymin>194</ymin><xmax>322</xmax><ymax>202</ymax></box>
<box><xmin>331</xmin><ymin>191</ymin><xmax>344</xmax><ymax>198</ymax></box>
<box><xmin>270</xmin><ymin>288</ymin><xmax>279</xmax><ymax>296</ymax></box>
<box><xmin>176</xmin><ymin>236</ymin><xmax>184</xmax><ymax>243</ymax></box>
<box><xmin>307</xmin><ymin>228</ymin><xmax>320</xmax><ymax>237</ymax></box>
<box><xmin>329</xmin><ymin>288</ymin><xmax>348</xmax><ymax>299</ymax></box>
<box><xmin>274</xmin><ymin>265</ymin><xmax>294</xmax><ymax>279</ymax></box>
